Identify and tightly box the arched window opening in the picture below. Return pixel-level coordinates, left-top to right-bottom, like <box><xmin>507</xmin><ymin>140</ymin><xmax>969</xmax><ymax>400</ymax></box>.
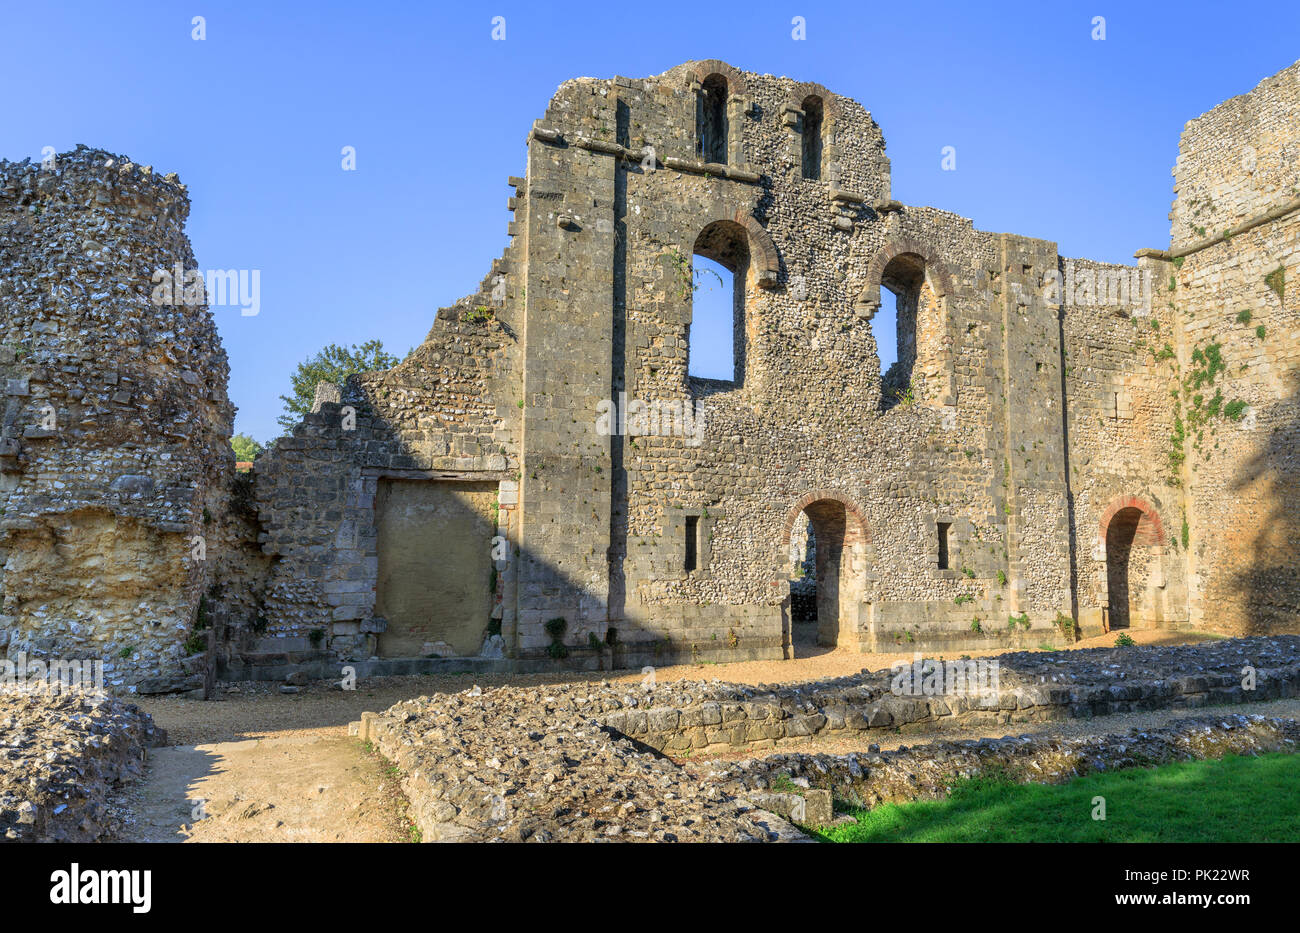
<box><xmin>698</xmin><ymin>74</ymin><xmax>729</xmax><ymax>164</ymax></box>
<box><xmin>875</xmin><ymin>253</ymin><xmax>932</xmax><ymax>410</ymax></box>
<box><xmin>688</xmin><ymin>220</ymin><xmax>749</xmax><ymax>388</ymax></box>
<box><xmin>872</xmin><ymin>286</ymin><xmax>901</xmax><ymax>406</ymax></box>
<box><xmin>801</xmin><ymin>95</ymin><xmax>824</xmax><ymax>180</ymax></box>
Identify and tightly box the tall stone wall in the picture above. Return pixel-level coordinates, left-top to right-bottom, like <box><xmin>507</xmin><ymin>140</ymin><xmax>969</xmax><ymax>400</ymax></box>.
<box><xmin>252</xmin><ymin>61</ymin><xmax>1095</xmax><ymax>667</ymax></box>
<box><xmin>515</xmin><ymin>64</ymin><xmax>1083</xmax><ymax>660</ymax></box>
<box><xmin>0</xmin><ymin>147</ymin><xmax>234</xmax><ymax>690</ymax></box>
<box><xmin>251</xmin><ymin>59</ymin><xmax>1300</xmax><ymax>669</ymax></box>
<box><xmin>1166</xmin><ymin>61</ymin><xmax>1300</xmax><ymax>633</ymax></box>
<box><xmin>1061</xmin><ymin>255</ymin><xmax>1187</xmax><ymax>633</ymax></box>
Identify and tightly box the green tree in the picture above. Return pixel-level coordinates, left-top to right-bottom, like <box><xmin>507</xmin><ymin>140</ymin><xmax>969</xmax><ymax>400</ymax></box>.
<box><xmin>277</xmin><ymin>340</ymin><xmax>401</xmax><ymax>430</ymax></box>
<box><xmin>230</xmin><ymin>434</ymin><xmax>263</xmax><ymax>462</ymax></box>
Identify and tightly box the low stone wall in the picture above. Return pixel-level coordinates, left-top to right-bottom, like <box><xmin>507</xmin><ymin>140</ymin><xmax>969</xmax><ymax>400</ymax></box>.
<box><xmin>706</xmin><ymin>713</ymin><xmax>1300</xmax><ymax>818</ymax></box>
<box><xmin>357</xmin><ymin>636</ymin><xmax>1300</xmax><ymax>842</ymax></box>
<box><xmin>0</xmin><ymin>691</ymin><xmax>165</xmax><ymax>841</ymax></box>
<box><xmin>608</xmin><ymin>635</ymin><xmax>1300</xmax><ymax>755</ymax></box>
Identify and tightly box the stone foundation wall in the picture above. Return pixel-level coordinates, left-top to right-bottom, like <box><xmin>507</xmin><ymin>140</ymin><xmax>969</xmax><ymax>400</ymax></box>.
<box><xmin>610</xmin><ymin>635</ymin><xmax>1300</xmax><ymax>755</ymax></box>
<box><xmin>714</xmin><ymin>713</ymin><xmax>1300</xmax><ymax>818</ymax></box>
<box><xmin>357</xmin><ymin>636</ymin><xmax>1300</xmax><ymax>841</ymax></box>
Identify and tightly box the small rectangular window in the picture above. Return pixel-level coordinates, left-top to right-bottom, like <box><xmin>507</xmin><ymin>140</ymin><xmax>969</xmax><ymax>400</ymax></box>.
<box><xmin>937</xmin><ymin>522</ymin><xmax>951</xmax><ymax>570</ymax></box>
<box><xmin>685</xmin><ymin>515</ymin><xmax>699</xmax><ymax>572</ymax></box>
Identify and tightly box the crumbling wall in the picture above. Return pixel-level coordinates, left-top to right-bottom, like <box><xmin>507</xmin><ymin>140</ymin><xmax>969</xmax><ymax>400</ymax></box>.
<box><xmin>509</xmin><ymin>63</ymin><xmax>1073</xmax><ymax>663</ymax></box>
<box><xmin>0</xmin><ymin>147</ymin><xmax>233</xmax><ymax>690</ymax></box>
<box><xmin>251</xmin><ymin>289</ymin><xmax>523</xmax><ymax>660</ymax></box>
<box><xmin>220</xmin><ymin>59</ymin><xmax>1300</xmax><ymax>673</ymax></box>
<box><xmin>1167</xmin><ymin>60</ymin><xmax>1300</xmax><ymax>634</ymax></box>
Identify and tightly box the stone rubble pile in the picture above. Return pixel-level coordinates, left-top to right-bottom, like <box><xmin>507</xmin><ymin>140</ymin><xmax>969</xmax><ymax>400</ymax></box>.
<box><xmin>359</xmin><ymin>635</ymin><xmax>1300</xmax><ymax>842</ymax></box>
<box><xmin>357</xmin><ymin>684</ymin><xmax>779</xmax><ymax>843</ymax></box>
<box><xmin>0</xmin><ymin>690</ymin><xmax>164</xmax><ymax>842</ymax></box>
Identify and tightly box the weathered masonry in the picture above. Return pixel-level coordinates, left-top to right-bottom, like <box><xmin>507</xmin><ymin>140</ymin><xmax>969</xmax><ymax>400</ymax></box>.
<box><xmin>1</xmin><ymin>59</ymin><xmax>1297</xmax><ymax>687</ymax></box>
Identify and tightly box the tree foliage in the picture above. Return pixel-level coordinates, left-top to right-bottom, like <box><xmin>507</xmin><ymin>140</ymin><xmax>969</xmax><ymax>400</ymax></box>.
<box><xmin>230</xmin><ymin>433</ymin><xmax>264</xmax><ymax>462</ymax></box>
<box><xmin>277</xmin><ymin>340</ymin><xmax>401</xmax><ymax>430</ymax></box>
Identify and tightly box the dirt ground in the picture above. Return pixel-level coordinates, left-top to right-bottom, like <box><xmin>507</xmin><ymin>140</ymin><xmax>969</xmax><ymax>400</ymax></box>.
<box><xmin>111</xmin><ymin>733</ymin><xmax>410</xmax><ymax>842</ymax></box>
<box><xmin>135</xmin><ymin>626</ymin><xmax>1216</xmax><ymax>746</ymax></box>
<box><xmin>114</xmin><ymin>627</ymin><xmax>1238</xmax><ymax>843</ymax></box>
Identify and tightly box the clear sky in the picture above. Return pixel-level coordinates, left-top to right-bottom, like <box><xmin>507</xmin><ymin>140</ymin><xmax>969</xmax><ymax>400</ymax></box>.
<box><xmin>4</xmin><ymin>1</ymin><xmax>1297</xmax><ymax>442</ymax></box>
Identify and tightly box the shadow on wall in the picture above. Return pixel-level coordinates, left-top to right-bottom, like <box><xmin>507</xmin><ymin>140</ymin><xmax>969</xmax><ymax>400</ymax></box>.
<box><xmin>1231</xmin><ymin>371</ymin><xmax>1300</xmax><ymax>635</ymax></box>
<box><xmin>261</xmin><ymin>374</ymin><xmax>790</xmax><ymax>668</ymax></box>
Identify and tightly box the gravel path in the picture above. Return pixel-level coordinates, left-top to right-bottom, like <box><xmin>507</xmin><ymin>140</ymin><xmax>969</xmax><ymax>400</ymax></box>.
<box><xmin>109</xmin><ymin>733</ymin><xmax>410</xmax><ymax>843</ymax></box>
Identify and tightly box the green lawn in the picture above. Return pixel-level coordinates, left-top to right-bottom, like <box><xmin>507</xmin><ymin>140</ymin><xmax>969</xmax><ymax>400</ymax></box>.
<box><xmin>815</xmin><ymin>752</ymin><xmax>1300</xmax><ymax>842</ymax></box>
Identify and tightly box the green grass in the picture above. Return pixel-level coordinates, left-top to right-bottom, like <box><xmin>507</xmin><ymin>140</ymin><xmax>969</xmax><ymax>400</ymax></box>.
<box><xmin>815</xmin><ymin>752</ymin><xmax>1300</xmax><ymax>842</ymax></box>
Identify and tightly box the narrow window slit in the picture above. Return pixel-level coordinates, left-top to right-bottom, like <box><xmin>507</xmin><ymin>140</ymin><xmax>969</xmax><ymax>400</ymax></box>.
<box><xmin>685</xmin><ymin>515</ymin><xmax>699</xmax><ymax>572</ymax></box>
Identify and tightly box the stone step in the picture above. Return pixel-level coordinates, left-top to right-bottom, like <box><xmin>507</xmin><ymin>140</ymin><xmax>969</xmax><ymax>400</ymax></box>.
<box><xmin>246</xmin><ymin>636</ymin><xmax>316</xmax><ymax>653</ymax></box>
<box><xmin>233</xmin><ymin>648</ymin><xmax>333</xmax><ymax>667</ymax></box>
<box><xmin>217</xmin><ymin>654</ymin><xmax>521</xmax><ymax>683</ymax></box>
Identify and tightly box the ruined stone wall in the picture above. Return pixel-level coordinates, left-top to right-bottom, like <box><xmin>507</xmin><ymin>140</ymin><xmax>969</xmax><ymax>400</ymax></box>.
<box><xmin>252</xmin><ymin>61</ymin><xmax>1096</xmax><ymax>666</ymax></box>
<box><xmin>1062</xmin><ymin>256</ymin><xmax>1187</xmax><ymax>633</ymax></box>
<box><xmin>249</xmin><ymin>59</ymin><xmax>1300</xmax><ymax>670</ymax></box>
<box><xmin>1167</xmin><ymin>61</ymin><xmax>1300</xmax><ymax>634</ymax></box>
<box><xmin>6</xmin><ymin>64</ymin><xmax>1296</xmax><ymax>685</ymax></box>
<box><xmin>0</xmin><ymin>147</ymin><xmax>233</xmax><ymax>690</ymax></box>
<box><xmin>507</xmin><ymin>63</ymin><xmax>1074</xmax><ymax>664</ymax></box>
<box><xmin>250</xmin><ymin>286</ymin><xmax>523</xmax><ymax>660</ymax></box>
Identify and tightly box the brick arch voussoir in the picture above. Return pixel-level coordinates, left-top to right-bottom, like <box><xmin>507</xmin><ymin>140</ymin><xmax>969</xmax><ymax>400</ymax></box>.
<box><xmin>780</xmin><ymin>490</ymin><xmax>872</xmax><ymax>554</ymax></box>
<box><xmin>693</xmin><ymin>205</ymin><xmax>781</xmax><ymax>289</ymax></box>
<box><xmin>1099</xmin><ymin>495</ymin><xmax>1167</xmax><ymax>548</ymax></box>
<box><xmin>785</xmin><ymin>82</ymin><xmax>842</xmax><ymax>124</ymax></box>
<box><xmin>687</xmin><ymin>61</ymin><xmax>749</xmax><ymax>96</ymax></box>
<box><xmin>855</xmin><ymin>236</ymin><xmax>954</xmax><ymax>314</ymax></box>
<box><xmin>734</xmin><ymin>211</ymin><xmax>781</xmax><ymax>288</ymax></box>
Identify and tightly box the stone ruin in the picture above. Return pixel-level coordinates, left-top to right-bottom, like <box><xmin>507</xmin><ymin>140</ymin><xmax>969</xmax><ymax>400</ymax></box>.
<box><xmin>0</xmin><ymin>60</ymin><xmax>1297</xmax><ymax>691</ymax></box>
<box><xmin>353</xmin><ymin>635</ymin><xmax>1300</xmax><ymax>841</ymax></box>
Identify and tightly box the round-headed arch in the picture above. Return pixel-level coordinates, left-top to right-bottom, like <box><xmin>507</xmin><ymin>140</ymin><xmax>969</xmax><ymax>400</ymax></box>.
<box><xmin>855</xmin><ymin>236</ymin><xmax>955</xmax><ymax>314</ymax></box>
<box><xmin>780</xmin><ymin>489</ymin><xmax>872</xmax><ymax>554</ymax></box>
<box><xmin>1099</xmin><ymin>495</ymin><xmax>1167</xmax><ymax>547</ymax></box>
<box><xmin>686</xmin><ymin>60</ymin><xmax>749</xmax><ymax>95</ymax></box>
<box><xmin>694</xmin><ymin>205</ymin><xmax>781</xmax><ymax>289</ymax></box>
<box><xmin>783</xmin><ymin>81</ymin><xmax>842</xmax><ymax>126</ymax></box>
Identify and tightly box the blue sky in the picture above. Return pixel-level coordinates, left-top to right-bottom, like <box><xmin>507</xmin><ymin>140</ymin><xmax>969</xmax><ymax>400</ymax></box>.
<box><xmin>4</xmin><ymin>1</ymin><xmax>1296</xmax><ymax>442</ymax></box>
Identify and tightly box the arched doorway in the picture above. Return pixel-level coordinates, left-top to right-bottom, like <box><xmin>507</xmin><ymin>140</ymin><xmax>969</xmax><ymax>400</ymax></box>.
<box><xmin>1105</xmin><ymin>507</ymin><xmax>1142</xmax><ymax>629</ymax></box>
<box><xmin>783</xmin><ymin>493</ymin><xmax>868</xmax><ymax>651</ymax></box>
<box><xmin>1101</xmin><ymin>497</ymin><xmax>1166</xmax><ymax>630</ymax></box>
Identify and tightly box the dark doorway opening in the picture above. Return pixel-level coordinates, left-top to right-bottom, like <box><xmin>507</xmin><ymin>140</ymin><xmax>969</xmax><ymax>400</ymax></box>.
<box><xmin>1105</xmin><ymin>507</ymin><xmax>1142</xmax><ymax>629</ymax></box>
<box><xmin>787</xmin><ymin>498</ymin><xmax>866</xmax><ymax>654</ymax></box>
